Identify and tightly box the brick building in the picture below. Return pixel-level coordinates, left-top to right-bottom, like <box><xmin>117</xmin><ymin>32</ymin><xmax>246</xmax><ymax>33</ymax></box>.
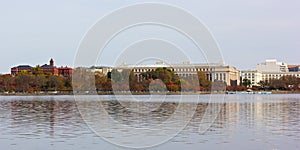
<box><xmin>58</xmin><ymin>66</ymin><xmax>73</xmax><ymax>77</ymax></box>
<box><xmin>11</xmin><ymin>59</ymin><xmax>72</xmax><ymax>77</ymax></box>
<box><xmin>41</xmin><ymin>59</ymin><xmax>59</xmax><ymax>75</ymax></box>
<box><xmin>11</xmin><ymin>65</ymin><xmax>33</xmax><ymax>76</ymax></box>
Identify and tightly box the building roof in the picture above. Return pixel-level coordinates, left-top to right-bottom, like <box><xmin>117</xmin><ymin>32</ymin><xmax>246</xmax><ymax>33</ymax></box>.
<box><xmin>41</xmin><ymin>64</ymin><xmax>56</xmax><ymax>69</ymax></box>
<box><xmin>58</xmin><ymin>66</ymin><xmax>73</xmax><ymax>69</ymax></box>
<box><xmin>90</xmin><ymin>66</ymin><xmax>111</xmax><ymax>69</ymax></box>
<box><xmin>14</xmin><ymin>65</ymin><xmax>32</xmax><ymax>68</ymax></box>
<box><xmin>288</xmin><ymin>65</ymin><xmax>300</xmax><ymax>69</ymax></box>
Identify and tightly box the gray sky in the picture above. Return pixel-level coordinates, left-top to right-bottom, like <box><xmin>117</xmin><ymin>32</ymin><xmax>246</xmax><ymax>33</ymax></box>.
<box><xmin>0</xmin><ymin>0</ymin><xmax>299</xmax><ymax>73</ymax></box>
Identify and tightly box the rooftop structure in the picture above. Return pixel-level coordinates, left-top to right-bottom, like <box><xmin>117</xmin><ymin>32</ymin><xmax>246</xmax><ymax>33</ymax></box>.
<box><xmin>256</xmin><ymin>59</ymin><xmax>288</xmax><ymax>72</ymax></box>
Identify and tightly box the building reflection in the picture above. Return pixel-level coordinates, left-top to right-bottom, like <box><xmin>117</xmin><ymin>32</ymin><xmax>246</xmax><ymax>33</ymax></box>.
<box><xmin>4</xmin><ymin>98</ymin><xmax>299</xmax><ymax>137</ymax></box>
<box><xmin>9</xmin><ymin>99</ymin><xmax>78</xmax><ymax>138</ymax></box>
<box><xmin>202</xmin><ymin>101</ymin><xmax>299</xmax><ymax>132</ymax></box>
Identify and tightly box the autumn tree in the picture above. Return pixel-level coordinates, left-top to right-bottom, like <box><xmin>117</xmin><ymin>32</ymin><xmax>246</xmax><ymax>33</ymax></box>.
<box><xmin>15</xmin><ymin>71</ymin><xmax>34</xmax><ymax>92</ymax></box>
<box><xmin>0</xmin><ymin>74</ymin><xmax>15</xmax><ymax>92</ymax></box>
<box><xmin>197</xmin><ymin>72</ymin><xmax>211</xmax><ymax>90</ymax></box>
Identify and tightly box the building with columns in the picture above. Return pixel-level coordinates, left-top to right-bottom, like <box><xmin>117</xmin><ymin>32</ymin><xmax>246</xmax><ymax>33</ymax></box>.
<box><xmin>114</xmin><ymin>62</ymin><xmax>240</xmax><ymax>86</ymax></box>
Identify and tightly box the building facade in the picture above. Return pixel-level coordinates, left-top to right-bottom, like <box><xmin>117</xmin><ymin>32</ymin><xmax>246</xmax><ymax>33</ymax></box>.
<box><xmin>241</xmin><ymin>70</ymin><xmax>263</xmax><ymax>87</ymax></box>
<box><xmin>256</xmin><ymin>59</ymin><xmax>288</xmax><ymax>72</ymax></box>
<box><xmin>58</xmin><ymin>66</ymin><xmax>73</xmax><ymax>77</ymax></box>
<box><xmin>41</xmin><ymin>59</ymin><xmax>59</xmax><ymax>75</ymax></box>
<box><xmin>90</xmin><ymin>66</ymin><xmax>112</xmax><ymax>76</ymax></box>
<box><xmin>262</xmin><ymin>72</ymin><xmax>300</xmax><ymax>81</ymax></box>
<box><xmin>242</xmin><ymin>59</ymin><xmax>300</xmax><ymax>87</ymax></box>
<box><xmin>114</xmin><ymin>62</ymin><xmax>240</xmax><ymax>86</ymax></box>
<box><xmin>11</xmin><ymin>65</ymin><xmax>33</xmax><ymax>76</ymax></box>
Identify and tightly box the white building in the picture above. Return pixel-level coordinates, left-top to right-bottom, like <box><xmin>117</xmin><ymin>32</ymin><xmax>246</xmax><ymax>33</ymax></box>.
<box><xmin>256</xmin><ymin>59</ymin><xmax>288</xmax><ymax>72</ymax></box>
<box><xmin>262</xmin><ymin>72</ymin><xmax>300</xmax><ymax>81</ymax></box>
<box><xmin>90</xmin><ymin>66</ymin><xmax>112</xmax><ymax>76</ymax></box>
<box><xmin>241</xmin><ymin>70</ymin><xmax>263</xmax><ymax>86</ymax></box>
<box><xmin>242</xmin><ymin>59</ymin><xmax>300</xmax><ymax>87</ymax></box>
<box><xmin>116</xmin><ymin>62</ymin><xmax>240</xmax><ymax>86</ymax></box>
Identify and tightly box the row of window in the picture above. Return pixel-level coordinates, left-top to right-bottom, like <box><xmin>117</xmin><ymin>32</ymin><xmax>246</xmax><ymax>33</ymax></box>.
<box><xmin>133</xmin><ymin>68</ymin><xmax>214</xmax><ymax>72</ymax></box>
<box><xmin>243</xmin><ymin>73</ymin><xmax>255</xmax><ymax>76</ymax></box>
<box><xmin>243</xmin><ymin>73</ymin><xmax>300</xmax><ymax>79</ymax></box>
<box><xmin>263</xmin><ymin>74</ymin><xmax>300</xmax><ymax>77</ymax></box>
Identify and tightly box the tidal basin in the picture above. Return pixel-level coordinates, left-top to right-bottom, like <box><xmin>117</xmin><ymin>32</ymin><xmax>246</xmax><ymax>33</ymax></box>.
<box><xmin>0</xmin><ymin>94</ymin><xmax>299</xmax><ymax>150</ymax></box>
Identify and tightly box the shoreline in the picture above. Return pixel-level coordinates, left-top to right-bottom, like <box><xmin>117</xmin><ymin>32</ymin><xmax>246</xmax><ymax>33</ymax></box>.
<box><xmin>1</xmin><ymin>90</ymin><xmax>300</xmax><ymax>96</ymax></box>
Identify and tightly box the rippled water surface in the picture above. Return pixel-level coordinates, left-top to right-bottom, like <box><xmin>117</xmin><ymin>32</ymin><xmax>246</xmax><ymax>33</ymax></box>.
<box><xmin>0</xmin><ymin>94</ymin><xmax>299</xmax><ymax>150</ymax></box>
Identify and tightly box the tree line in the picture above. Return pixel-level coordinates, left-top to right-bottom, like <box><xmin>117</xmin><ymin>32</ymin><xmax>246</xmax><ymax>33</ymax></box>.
<box><xmin>2</xmin><ymin>66</ymin><xmax>299</xmax><ymax>93</ymax></box>
<box><xmin>241</xmin><ymin>76</ymin><xmax>300</xmax><ymax>91</ymax></box>
<box><xmin>95</xmin><ymin>67</ymin><xmax>212</xmax><ymax>92</ymax></box>
<box><xmin>0</xmin><ymin>66</ymin><xmax>72</xmax><ymax>93</ymax></box>
<box><xmin>1</xmin><ymin>67</ymin><xmax>213</xmax><ymax>93</ymax></box>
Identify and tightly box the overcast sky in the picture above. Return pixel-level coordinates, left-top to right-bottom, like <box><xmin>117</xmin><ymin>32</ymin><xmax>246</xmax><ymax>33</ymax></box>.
<box><xmin>0</xmin><ymin>0</ymin><xmax>299</xmax><ymax>73</ymax></box>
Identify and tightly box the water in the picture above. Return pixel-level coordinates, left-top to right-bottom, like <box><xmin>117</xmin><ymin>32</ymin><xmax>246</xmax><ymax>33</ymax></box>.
<box><xmin>0</xmin><ymin>94</ymin><xmax>299</xmax><ymax>150</ymax></box>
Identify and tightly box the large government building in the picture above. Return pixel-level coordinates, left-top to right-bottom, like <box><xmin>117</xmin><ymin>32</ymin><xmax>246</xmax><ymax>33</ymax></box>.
<box><xmin>112</xmin><ymin>62</ymin><xmax>240</xmax><ymax>86</ymax></box>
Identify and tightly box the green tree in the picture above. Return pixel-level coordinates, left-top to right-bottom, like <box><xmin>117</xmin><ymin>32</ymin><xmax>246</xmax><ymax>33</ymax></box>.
<box><xmin>110</xmin><ymin>69</ymin><xmax>122</xmax><ymax>82</ymax></box>
<box><xmin>242</xmin><ymin>78</ymin><xmax>251</xmax><ymax>87</ymax></box>
<box><xmin>32</xmin><ymin>65</ymin><xmax>45</xmax><ymax>76</ymax></box>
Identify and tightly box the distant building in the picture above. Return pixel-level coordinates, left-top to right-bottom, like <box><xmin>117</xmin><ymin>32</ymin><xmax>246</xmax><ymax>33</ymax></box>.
<box><xmin>256</xmin><ymin>59</ymin><xmax>288</xmax><ymax>72</ymax></box>
<box><xmin>242</xmin><ymin>59</ymin><xmax>300</xmax><ymax>86</ymax></box>
<box><xmin>41</xmin><ymin>59</ymin><xmax>59</xmax><ymax>75</ymax></box>
<box><xmin>90</xmin><ymin>66</ymin><xmax>112</xmax><ymax>76</ymax></box>
<box><xmin>241</xmin><ymin>70</ymin><xmax>262</xmax><ymax>87</ymax></box>
<box><xmin>11</xmin><ymin>65</ymin><xmax>33</xmax><ymax>76</ymax></box>
<box><xmin>114</xmin><ymin>62</ymin><xmax>240</xmax><ymax>86</ymax></box>
<box><xmin>11</xmin><ymin>58</ymin><xmax>72</xmax><ymax>77</ymax></box>
<box><xmin>288</xmin><ymin>65</ymin><xmax>300</xmax><ymax>72</ymax></box>
<box><xmin>58</xmin><ymin>66</ymin><xmax>73</xmax><ymax>77</ymax></box>
<box><xmin>262</xmin><ymin>72</ymin><xmax>300</xmax><ymax>81</ymax></box>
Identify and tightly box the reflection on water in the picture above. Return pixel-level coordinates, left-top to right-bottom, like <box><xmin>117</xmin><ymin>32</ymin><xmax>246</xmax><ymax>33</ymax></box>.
<box><xmin>102</xmin><ymin>101</ymin><xmax>178</xmax><ymax>127</ymax></box>
<box><xmin>0</xmin><ymin>95</ymin><xmax>299</xmax><ymax>150</ymax></box>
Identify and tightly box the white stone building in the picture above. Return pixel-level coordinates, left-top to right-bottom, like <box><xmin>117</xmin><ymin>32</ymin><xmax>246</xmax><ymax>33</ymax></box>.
<box><xmin>115</xmin><ymin>62</ymin><xmax>240</xmax><ymax>86</ymax></box>
<box><xmin>241</xmin><ymin>70</ymin><xmax>263</xmax><ymax>86</ymax></box>
<box><xmin>256</xmin><ymin>59</ymin><xmax>288</xmax><ymax>72</ymax></box>
<box><xmin>242</xmin><ymin>59</ymin><xmax>300</xmax><ymax>87</ymax></box>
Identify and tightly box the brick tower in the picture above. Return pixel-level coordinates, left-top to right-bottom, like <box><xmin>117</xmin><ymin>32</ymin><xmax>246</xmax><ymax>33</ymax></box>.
<box><xmin>50</xmin><ymin>58</ymin><xmax>54</xmax><ymax>66</ymax></box>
